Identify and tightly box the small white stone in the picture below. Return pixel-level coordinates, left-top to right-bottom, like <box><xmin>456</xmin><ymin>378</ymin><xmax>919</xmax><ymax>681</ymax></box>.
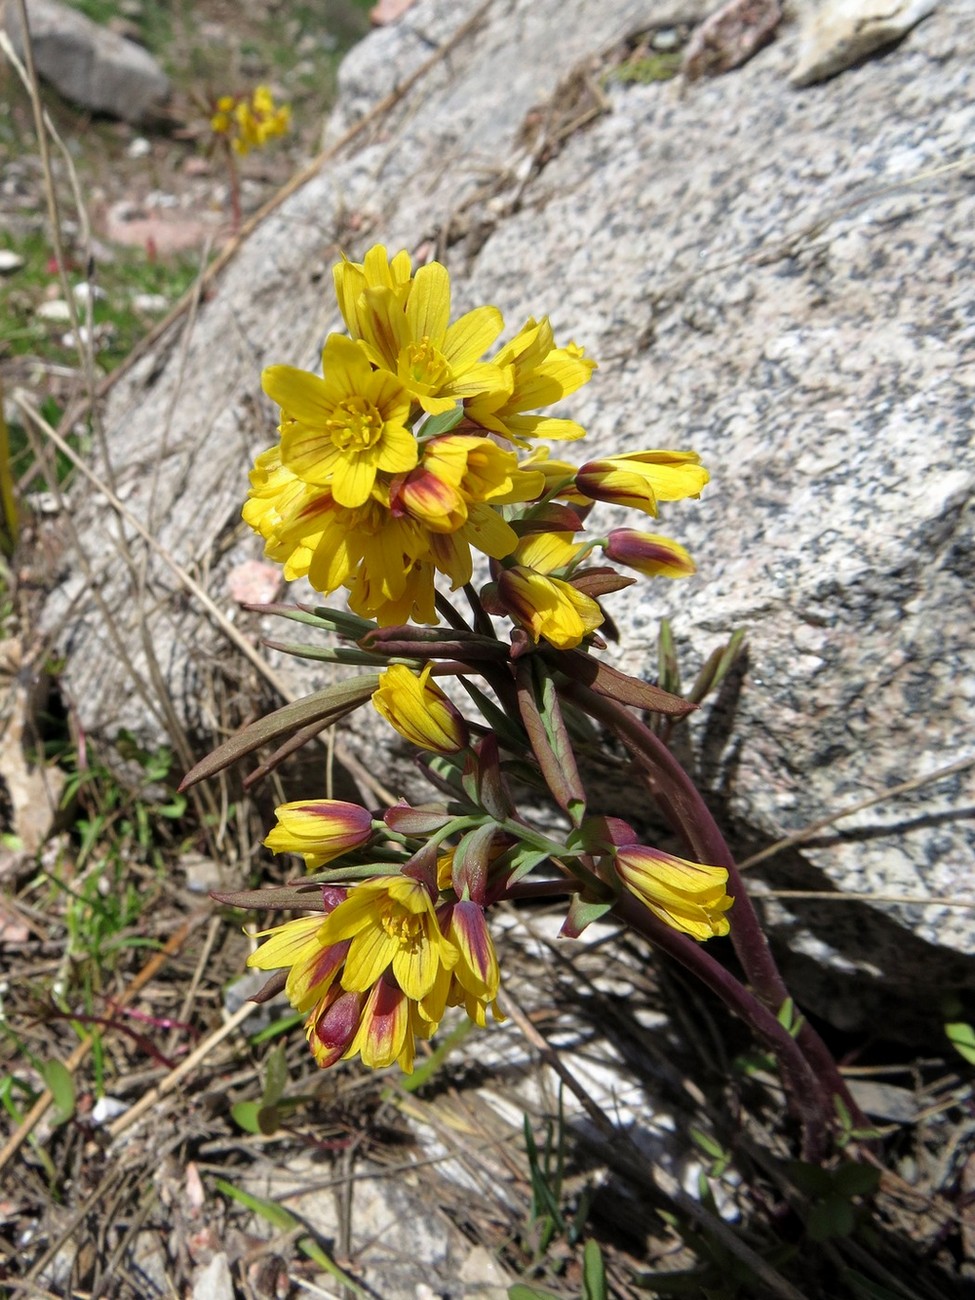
<box><xmin>73</xmin><ymin>282</ymin><xmax>105</xmax><ymax>302</ymax></box>
<box><xmin>91</xmin><ymin>1096</ymin><xmax>128</xmax><ymax>1125</ymax></box>
<box><xmin>37</xmin><ymin>300</ymin><xmax>72</xmax><ymax>322</ymax></box>
<box><xmin>127</xmin><ymin>135</ymin><xmax>152</xmax><ymax>158</ymax></box>
<box><xmin>0</xmin><ymin>249</ymin><xmax>24</xmax><ymax>274</ymax></box>
<box><xmin>132</xmin><ymin>292</ymin><xmax>169</xmax><ymax>314</ymax></box>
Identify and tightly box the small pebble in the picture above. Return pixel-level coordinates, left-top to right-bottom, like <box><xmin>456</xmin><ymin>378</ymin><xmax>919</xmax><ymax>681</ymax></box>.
<box><xmin>132</xmin><ymin>292</ymin><xmax>169</xmax><ymax>314</ymax></box>
<box><xmin>0</xmin><ymin>249</ymin><xmax>24</xmax><ymax>274</ymax></box>
<box><xmin>73</xmin><ymin>282</ymin><xmax>105</xmax><ymax>302</ymax></box>
<box><xmin>652</xmin><ymin>28</ymin><xmax>681</xmax><ymax>51</ymax></box>
<box><xmin>127</xmin><ymin>136</ymin><xmax>152</xmax><ymax>159</ymax></box>
<box><xmin>37</xmin><ymin>299</ymin><xmax>72</xmax><ymax>322</ymax></box>
<box><xmin>91</xmin><ymin>1096</ymin><xmax>128</xmax><ymax>1125</ymax></box>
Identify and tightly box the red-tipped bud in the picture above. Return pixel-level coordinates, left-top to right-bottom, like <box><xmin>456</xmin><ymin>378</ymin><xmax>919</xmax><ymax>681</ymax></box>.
<box><xmin>604</xmin><ymin>529</ymin><xmax>696</xmax><ymax>579</ymax></box>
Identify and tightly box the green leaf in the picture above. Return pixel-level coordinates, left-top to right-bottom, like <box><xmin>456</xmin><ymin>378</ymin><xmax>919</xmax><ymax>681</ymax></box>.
<box><xmin>508</xmin><ymin>1287</ymin><xmax>561</xmax><ymax>1300</ymax></box>
<box><xmin>807</xmin><ymin>1196</ymin><xmax>855</xmax><ymax>1241</ymax></box>
<box><xmin>831</xmin><ymin>1162</ymin><xmax>881</xmax><ymax>1199</ymax></box>
<box><xmin>515</xmin><ymin>661</ymin><xmax>585</xmax><ymax>821</ymax></box>
<box><xmin>687</xmin><ymin>629</ymin><xmax>746</xmax><ymax>705</ymax></box>
<box><xmin>786</xmin><ymin>1160</ymin><xmax>834</xmax><ymax>1198</ymax></box>
<box><xmin>561</xmin><ymin>891</ymin><xmax>615</xmax><ymax>938</ymax></box>
<box><xmin>689</xmin><ymin>1128</ymin><xmax>727</xmax><ymax>1162</ymax></box>
<box><xmin>263</xmin><ymin>639</ymin><xmax>406</xmax><ymax>666</ymax></box>
<box><xmin>180</xmin><ymin>675</ymin><xmax>380</xmax><ymax>789</ymax></box>
<box><xmin>501</xmin><ymin>844</ymin><xmax>553</xmax><ymax>887</ymax></box>
<box><xmin>230</xmin><ymin>1100</ymin><xmax>262</xmax><ymax>1134</ymax></box>
<box><xmin>945</xmin><ymin>1019</ymin><xmax>975</xmax><ymax>1065</ymax></box>
<box><xmin>248</xmin><ymin>1012</ymin><xmax>303</xmax><ymax>1045</ymax></box>
<box><xmin>582</xmin><ymin>1239</ymin><xmax>607</xmax><ymax>1300</ymax></box>
<box><xmin>40</xmin><ymin>1059</ymin><xmax>75</xmax><ymax>1126</ymax></box>
<box><xmin>419</xmin><ymin>406</ymin><xmax>464</xmax><ymax>438</ymax></box>
<box><xmin>657</xmin><ymin>619</ymin><xmax>681</xmax><ymax>697</ymax></box>
<box><xmin>262</xmin><ymin>1044</ymin><xmax>288</xmax><ymax>1109</ymax></box>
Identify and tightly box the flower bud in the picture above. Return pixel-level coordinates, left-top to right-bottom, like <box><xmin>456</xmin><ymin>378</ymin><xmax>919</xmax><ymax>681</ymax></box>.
<box><xmin>373</xmin><ymin>663</ymin><xmax>469</xmax><ymax>754</ymax></box>
<box><xmin>576</xmin><ymin>452</ymin><xmax>709</xmax><ymax>516</ymax></box>
<box><xmin>614</xmin><ymin>845</ymin><xmax>732</xmax><ymax>941</ymax></box>
<box><xmin>264</xmin><ymin>800</ymin><xmax>373</xmax><ymax>870</ymax></box>
<box><xmin>604</xmin><ymin>529</ymin><xmax>696</xmax><ymax>579</ymax></box>
<box><xmin>498</xmin><ymin>565</ymin><xmax>603</xmax><ymax>649</ymax></box>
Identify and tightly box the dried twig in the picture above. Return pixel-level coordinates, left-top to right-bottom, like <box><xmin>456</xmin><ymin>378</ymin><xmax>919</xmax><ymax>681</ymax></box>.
<box><xmin>738</xmin><ymin>753</ymin><xmax>975</xmax><ymax>871</ymax></box>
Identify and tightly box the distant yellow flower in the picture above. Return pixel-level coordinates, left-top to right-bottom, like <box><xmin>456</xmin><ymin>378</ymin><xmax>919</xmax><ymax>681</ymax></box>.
<box><xmin>373</xmin><ymin>663</ymin><xmax>469</xmax><ymax>754</ymax></box>
<box><xmin>465</xmin><ymin>316</ymin><xmax>596</xmax><ymax>445</ymax></box>
<box><xmin>576</xmin><ymin>451</ymin><xmax>710</xmax><ymax>516</ymax></box>
<box><xmin>264</xmin><ymin>799</ymin><xmax>374</xmax><ymax>870</ymax></box>
<box><xmin>211</xmin><ymin>85</ymin><xmax>290</xmax><ymax>155</ymax></box>
<box><xmin>264</xmin><ymin>333</ymin><xmax>417</xmax><ymax>508</ymax></box>
<box><xmin>353</xmin><ymin>259</ymin><xmax>508</xmax><ymax>414</ymax></box>
<box><xmin>497</xmin><ymin>565</ymin><xmax>604</xmax><ymax>649</ymax></box>
<box><xmin>614</xmin><ymin>846</ymin><xmax>733</xmax><ymax>940</ymax></box>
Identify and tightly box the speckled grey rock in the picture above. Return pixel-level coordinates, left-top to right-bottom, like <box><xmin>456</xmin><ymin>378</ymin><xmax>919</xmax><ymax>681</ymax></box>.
<box><xmin>41</xmin><ymin>0</ymin><xmax>974</xmax><ymax>1022</ymax></box>
<box><xmin>790</xmin><ymin>0</ymin><xmax>938</xmax><ymax>86</ymax></box>
<box><xmin>3</xmin><ymin>0</ymin><xmax>170</xmax><ymax>122</ymax></box>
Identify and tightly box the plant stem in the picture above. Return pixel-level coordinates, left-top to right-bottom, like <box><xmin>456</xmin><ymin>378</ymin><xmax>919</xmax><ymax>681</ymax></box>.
<box><xmin>562</xmin><ymin>680</ymin><xmax>865</xmax><ymax>1130</ymax></box>
<box><xmin>613</xmin><ymin>891</ymin><xmax>828</xmax><ymax>1160</ymax></box>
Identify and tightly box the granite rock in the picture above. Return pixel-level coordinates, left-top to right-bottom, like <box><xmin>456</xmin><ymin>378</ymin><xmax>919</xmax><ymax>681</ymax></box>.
<box><xmin>790</xmin><ymin>0</ymin><xmax>938</xmax><ymax>87</ymax></box>
<box><xmin>3</xmin><ymin>0</ymin><xmax>170</xmax><ymax>122</ymax></box>
<box><xmin>41</xmin><ymin>0</ymin><xmax>975</xmax><ymax>1024</ymax></box>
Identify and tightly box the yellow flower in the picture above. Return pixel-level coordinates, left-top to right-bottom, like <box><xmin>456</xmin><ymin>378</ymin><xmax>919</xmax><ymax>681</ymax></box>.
<box><xmin>264</xmin><ymin>799</ymin><xmax>374</xmax><ymax>870</ymax></box>
<box><xmin>373</xmin><ymin>664</ymin><xmax>469</xmax><ymax>754</ymax></box>
<box><xmin>465</xmin><ymin>316</ymin><xmax>596</xmax><ymax>445</ymax></box>
<box><xmin>316</xmin><ymin>876</ymin><xmax>458</xmax><ymax>1008</ymax></box>
<box><xmin>576</xmin><ymin>451</ymin><xmax>710</xmax><ymax>516</ymax></box>
<box><xmin>353</xmin><ymin>258</ymin><xmax>507</xmax><ymax>414</ymax></box>
<box><xmin>614</xmin><ymin>846</ymin><xmax>733</xmax><ymax>940</ymax></box>
<box><xmin>264</xmin><ymin>333</ymin><xmax>417</xmax><ymax>508</ymax></box>
<box><xmin>603</xmin><ymin>528</ymin><xmax>696</xmax><ymax>579</ymax></box>
<box><xmin>334</xmin><ymin>245</ymin><xmax>415</xmax><ymax>342</ymax></box>
<box><xmin>246</xmin><ymin>899</ymin><xmax>443</xmax><ymax>1074</ymax></box>
<box><xmin>497</xmin><ymin>565</ymin><xmax>604</xmax><ymax>649</ymax></box>
<box><xmin>212</xmin><ymin>86</ymin><xmax>290</xmax><ymax>155</ymax></box>
<box><xmin>512</xmin><ymin>530</ymin><xmax>585</xmax><ymax>575</ymax></box>
<box><xmin>445</xmin><ymin>900</ymin><xmax>504</xmax><ymax>1028</ymax></box>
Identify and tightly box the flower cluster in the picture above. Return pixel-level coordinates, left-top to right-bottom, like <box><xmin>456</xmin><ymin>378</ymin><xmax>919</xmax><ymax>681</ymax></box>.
<box><xmin>210</xmin><ymin>85</ymin><xmax>291</xmax><ymax>155</ymax></box>
<box><xmin>243</xmin><ymin>244</ymin><xmax>706</xmax><ymax>641</ymax></box>
<box><xmin>248</xmin><ymin>802</ymin><xmax>502</xmax><ymax>1071</ymax></box>
<box><xmin>195</xmin><ymin>244</ymin><xmax>741</xmax><ymax>1078</ymax></box>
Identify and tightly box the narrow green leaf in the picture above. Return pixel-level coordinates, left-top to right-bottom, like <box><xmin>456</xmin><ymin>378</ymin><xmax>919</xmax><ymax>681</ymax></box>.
<box><xmin>263</xmin><ymin>640</ymin><xmax>406</xmax><ymax>666</ymax></box>
<box><xmin>180</xmin><ymin>675</ymin><xmax>380</xmax><ymax>788</ymax></box>
<box><xmin>262</xmin><ymin>1044</ymin><xmax>288</xmax><ymax>1109</ymax></box>
<box><xmin>215</xmin><ymin>1178</ymin><xmax>297</xmax><ymax>1230</ymax></box>
<box><xmin>558</xmin><ymin>650</ymin><xmax>695</xmax><ymax>716</ymax></box>
<box><xmin>515</xmin><ymin>662</ymin><xmax>584</xmax><ymax>820</ymax></box>
<box><xmin>657</xmin><ymin>619</ymin><xmax>681</xmax><ymax>697</ymax></box>
<box><xmin>40</xmin><ymin>1060</ymin><xmax>75</xmax><ymax>1126</ymax></box>
<box><xmin>508</xmin><ymin>1286</ymin><xmax>561</xmax><ymax>1300</ymax></box>
<box><xmin>582</xmin><ymin>1239</ymin><xmax>606</xmax><ymax>1300</ymax></box>
<box><xmin>248</xmin><ymin>1012</ymin><xmax>303</xmax><ymax>1045</ymax></box>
